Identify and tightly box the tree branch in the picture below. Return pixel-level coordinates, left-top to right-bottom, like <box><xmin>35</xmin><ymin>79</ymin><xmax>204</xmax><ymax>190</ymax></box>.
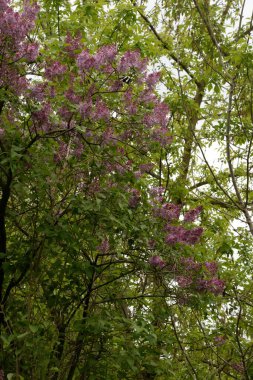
<box><xmin>192</xmin><ymin>0</ymin><xmax>227</xmax><ymax>62</ymax></box>
<box><xmin>130</xmin><ymin>0</ymin><xmax>201</xmax><ymax>87</ymax></box>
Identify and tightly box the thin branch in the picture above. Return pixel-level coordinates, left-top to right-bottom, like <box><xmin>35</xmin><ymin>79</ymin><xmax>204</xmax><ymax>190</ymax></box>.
<box><xmin>192</xmin><ymin>129</ymin><xmax>244</xmax><ymax>211</ymax></box>
<box><xmin>192</xmin><ymin>0</ymin><xmax>228</xmax><ymax>65</ymax></box>
<box><xmin>245</xmin><ymin>80</ymin><xmax>253</xmax><ymax>206</ymax></box>
<box><xmin>2</xmin><ymin>241</ymin><xmax>44</xmax><ymax>305</ymax></box>
<box><xmin>130</xmin><ymin>0</ymin><xmax>201</xmax><ymax>87</ymax></box>
<box><xmin>237</xmin><ymin>0</ymin><xmax>246</xmax><ymax>37</ymax></box>
<box><xmin>226</xmin><ymin>81</ymin><xmax>253</xmax><ymax>234</ymax></box>
<box><xmin>233</xmin><ymin>291</ymin><xmax>249</xmax><ymax>379</ymax></box>
<box><xmin>95</xmin><ymin>293</ymin><xmax>177</xmax><ymax>305</ymax></box>
<box><xmin>221</xmin><ymin>0</ymin><xmax>234</xmax><ymax>26</ymax></box>
<box><xmin>171</xmin><ymin>315</ymin><xmax>199</xmax><ymax>379</ymax></box>
<box><xmin>236</xmin><ymin>24</ymin><xmax>253</xmax><ymax>40</ymax></box>
<box><xmin>176</xmin><ymin>70</ymin><xmax>205</xmax><ymax>199</ymax></box>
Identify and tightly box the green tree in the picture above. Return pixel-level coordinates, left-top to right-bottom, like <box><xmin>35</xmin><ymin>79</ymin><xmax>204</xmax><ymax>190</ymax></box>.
<box><xmin>1</xmin><ymin>0</ymin><xmax>253</xmax><ymax>379</ymax></box>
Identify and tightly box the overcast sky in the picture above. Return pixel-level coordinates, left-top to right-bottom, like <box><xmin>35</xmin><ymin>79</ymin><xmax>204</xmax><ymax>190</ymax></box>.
<box><xmin>244</xmin><ymin>0</ymin><xmax>253</xmax><ymax>18</ymax></box>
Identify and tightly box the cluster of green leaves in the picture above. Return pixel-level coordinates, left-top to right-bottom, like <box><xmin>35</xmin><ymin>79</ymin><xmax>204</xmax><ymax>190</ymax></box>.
<box><xmin>1</xmin><ymin>0</ymin><xmax>253</xmax><ymax>379</ymax></box>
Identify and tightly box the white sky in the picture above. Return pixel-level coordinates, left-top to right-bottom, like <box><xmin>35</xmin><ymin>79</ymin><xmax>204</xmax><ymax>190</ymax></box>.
<box><xmin>244</xmin><ymin>0</ymin><xmax>253</xmax><ymax>19</ymax></box>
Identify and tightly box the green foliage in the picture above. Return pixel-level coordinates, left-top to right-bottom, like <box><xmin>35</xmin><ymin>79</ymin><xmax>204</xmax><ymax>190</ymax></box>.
<box><xmin>1</xmin><ymin>0</ymin><xmax>253</xmax><ymax>379</ymax></box>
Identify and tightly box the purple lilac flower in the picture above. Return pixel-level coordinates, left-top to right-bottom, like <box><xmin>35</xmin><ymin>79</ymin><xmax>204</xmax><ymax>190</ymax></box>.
<box><xmin>205</xmin><ymin>261</ymin><xmax>218</xmax><ymax>275</ymax></box>
<box><xmin>177</xmin><ymin>276</ymin><xmax>193</xmax><ymax>288</ymax></box>
<box><xmin>214</xmin><ymin>335</ymin><xmax>226</xmax><ymax>346</ymax></box>
<box><xmin>184</xmin><ymin>206</ymin><xmax>203</xmax><ymax>222</ymax></box>
<box><xmin>181</xmin><ymin>257</ymin><xmax>201</xmax><ymax>271</ymax></box>
<box><xmin>97</xmin><ymin>239</ymin><xmax>110</xmax><ymax>254</ymax></box>
<box><xmin>149</xmin><ymin>255</ymin><xmax>165</xmax><ymax>268</ymax></box>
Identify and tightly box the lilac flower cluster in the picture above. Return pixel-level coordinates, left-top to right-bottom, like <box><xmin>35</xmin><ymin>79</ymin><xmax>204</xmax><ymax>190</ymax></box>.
<box><xmin>231</xmin><ymin>362</ymin><xmax>244</xmax><ymax>374</ymax></box>
<box><xmin>145</xmin><ymin>72</ymin><xmax>161</xmax><ymax>88</ymax></box>
<box><xmin>129</xmin><ymin>189</ymin><xmax>141</xmax><ymax>208</ymax></box>
<box><xmin>149</xmin><ymin>186</ymin><xmax>165</xmax><ymax>202</ymax></box>
<box><xmin>32</xmin><ymin>102</ymin><xmax>52</xmax><ymax>132</ymax></box>
<box><xmin>95</xmin><ymin>99</ymin><xmax>110</xmax><ymax>120</ymax></box>
<box><xmin>97</xmin><ymin>239</ymin><xmax>110</xmax><ymax>254</ymax></box>
<box><xmin>154</xmin><ymin>203</ymin><xmax>181</xmax><ymax>221</ymax></box>
<box><xmin>77</xmin><ymin>45</ymin><xmax>118</xmax><ymax>71</ymax></box>
<box><xmin>205</xmin><ymin>261</ymin><xmax>218</xmax><ymax>275</ymax></box>
<box><xmin>54</xmin><ymin>141</ymin><xmax>68</xmax><ymax>163</ymax></box>
<box><xmin>181</xmin><ymin>257</ymin><xmax>201</xmax><ymax>271</ymax></box>
<box><xmin>95</xmin><ymin>45</ymin><xmax>117</xmax><ymax>67</ymax></box>
<box><xmin>0</xmin><ymin>1</ymin><xmax>39</xmax><ymax>45</ymax></box>
<box><xmin>102</xmin><ymin>127</ymin><xmax>116</xmax><ymax>145</ymax></box>
<box><xmin>139</xmin><ymin>163</ymin><xmax>154</xmax><ymax>173</ymax></box>
<box><xmin>140</xmin><ymin>89</ymin><xmax>157</xmax><ymax>103</ymax></box>
<box><xmin>144</xmin><ymin>102</ymin><xmax>169</xmax><ymax>128</ymax></box>
<box><xmin>149</xmin><ymin>255</ymin><xmax>166</xmax><ymax>268</ymax></box>
<box><xmin>196</xmin><ymin>277</ymin><xmax>225</xmax><ymax>295</ymax></box>
<box><xmin>124</xmin><ymin>89</ymin><xmax>137</xmax><ymax>115</ymax></box>
<box><xmin>16</xmin><ymin>41</ymin><xmax>39</xmax><ymax>62</ymax></box>
<box><xmin>118</xmin><ymin>50</ymin><xmax>147</xmax><ymax>73</ymax></box>
<box><xmin>64</xmin><ymin>32</ymin><xmax>82</xmax><ymax>57</ymax></box>
<box><xmin>77</xmin><ymin>50</ymin><xmax>96</xmax><ymax>70</ymax></box>
<box><xmin>214</xmin><ymin>335</ymin><xmax>226</xmax><ymax>346</ymax></box>
<box><xmin>152</xmin><ymin>127</ymin><xmax>173</xmax><ymax>147</ymax></box>
<box><xmin>176</xmin><ymin>276</ymin><xmax>193</xmax><ymax>287</ymax></box>
<box><xmin>175</xmin><ymin>257</ymin><xmax>224</xmax><ymax>295</ymax></box>
<box><xmin>176</xmin><ymin>274</ymin><xmax>224</xmax><ymax>295</ymax></box>
<box><xmin>45</xmin><ymin>62</ymin><xmax>67</xmax><ymax>80</ymax></box>
<box><xmin>87</xmin><ymin>178</ymin><xmax>100</xmax><ymax>196</ymax></box>
<box><xmin>78</xmin><ymin>45</ymin><xmax>118</xmax><ymax>71</ymax></box>
<box><xmin>165</xmin><ymin>225</ymin><xmax>203</xmax><ymax>245</ymax></box>
<box><xmin>0</xmin><ymin>0</ymin><xmax>39</xmax><ymax>94</ymax></box>
<box><xmin>184</xmin><ymin>206</ymin><xmax>203</xmax><ymax>222</ymax></box>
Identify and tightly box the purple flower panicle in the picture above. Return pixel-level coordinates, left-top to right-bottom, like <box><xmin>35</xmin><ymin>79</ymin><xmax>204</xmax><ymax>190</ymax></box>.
<box><xmin>184</xmin><ymin>206</ymin><xmax>203</xmax><ymax>222</ymax></box>
<box><xmin>149</xmin><ymin>255</ymin><xmax>165</xmax><ymax>268</ymax></box>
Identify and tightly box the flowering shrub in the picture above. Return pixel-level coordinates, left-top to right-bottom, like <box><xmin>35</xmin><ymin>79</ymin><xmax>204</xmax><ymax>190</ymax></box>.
<box><xmin>0</xmin><ymin>1</ymin><xmax>226</xmax><ymax>378</ymax></box>
<box><xmin>0</xmin><ymin>0</ymin><xmax>223</xmax><ymax>300</ymax></box>
<box><xmin>0</xmin><ymin>0</ymin><xmax>39</xmax><ymax>95</ymax></box>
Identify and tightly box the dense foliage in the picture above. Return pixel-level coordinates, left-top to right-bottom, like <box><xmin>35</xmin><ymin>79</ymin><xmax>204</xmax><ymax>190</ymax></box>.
<box><xmin>1</xmin><ymin>0</ymin><xmax>253</xmax><ymax>379</ymax></box>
